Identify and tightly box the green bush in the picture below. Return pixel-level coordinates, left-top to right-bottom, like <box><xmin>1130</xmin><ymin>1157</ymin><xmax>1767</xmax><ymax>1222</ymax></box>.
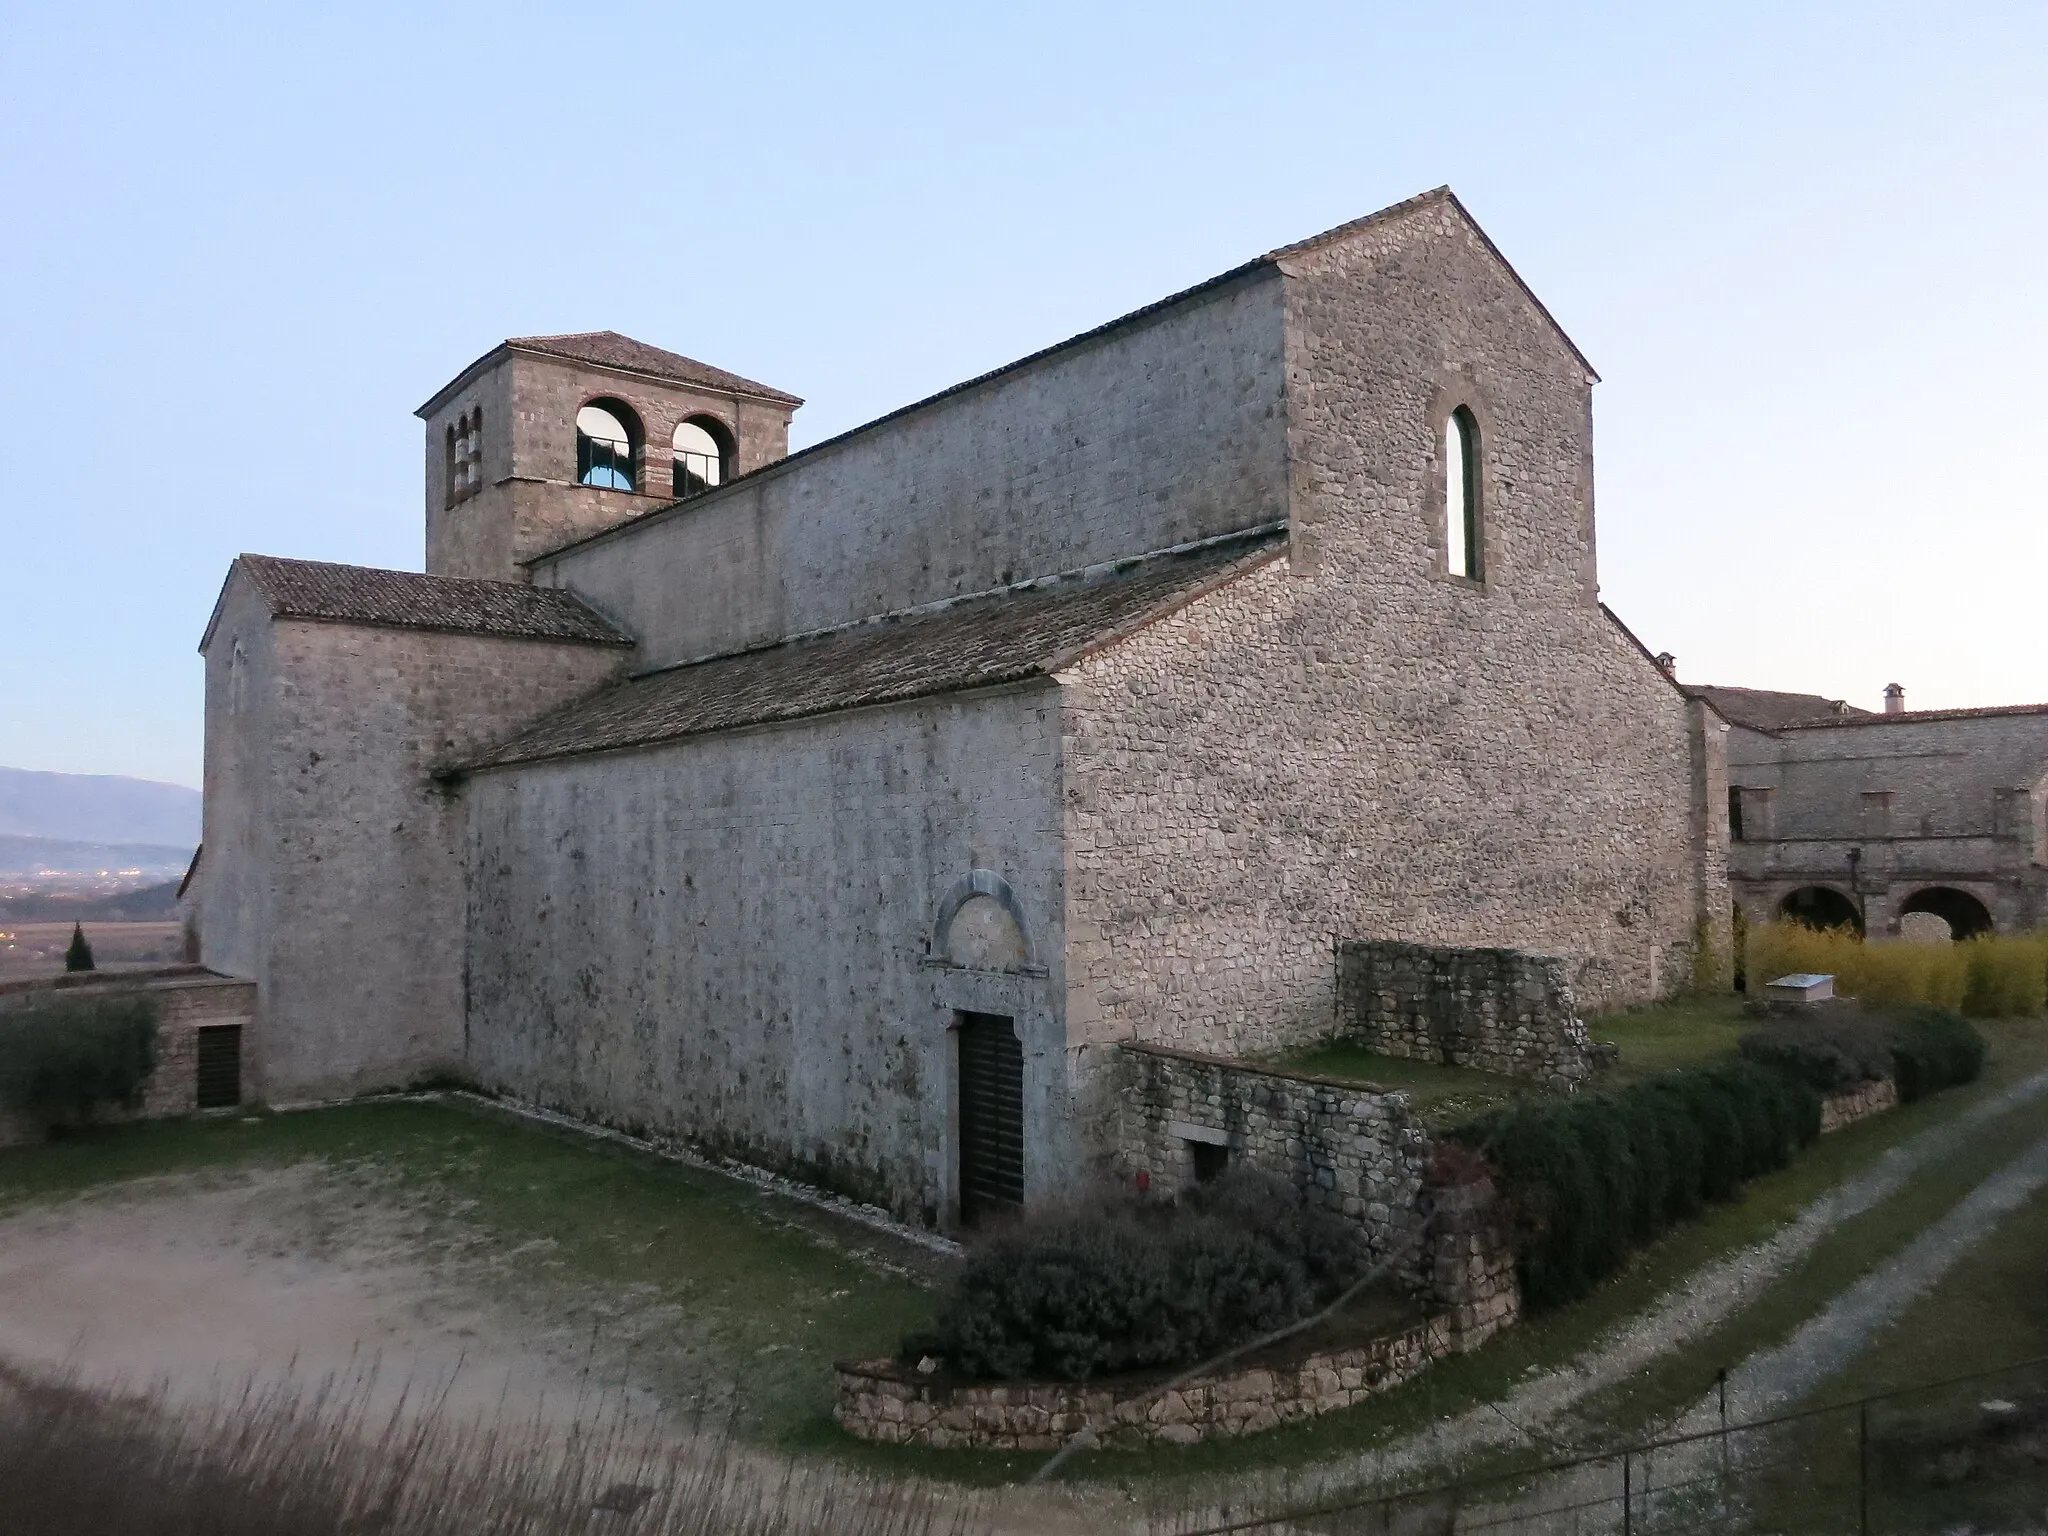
<box><xmin>0</xmin><ymin>994</ymin><xmax>159</xmax><ymax>1132</ymax></box>
<box><xmin>1738</xmin><ymin>1015</ymin><xmax>1895</xmax><ymax>1093</ymax></box>
<box><xmin>1890</xmin><ymin>1007</ymin><xmax>1986</xmax><ymax>1103</ymax></box>
<box><xmin>1453</xmin><ymin>1061</ymin><xmax>1819</xmax><ymax>1310</ymax></box>
<box><xmin>906</xmin><ymin>1169</ymin><xmax>1365</xmax><ymax>1381</ymax></box>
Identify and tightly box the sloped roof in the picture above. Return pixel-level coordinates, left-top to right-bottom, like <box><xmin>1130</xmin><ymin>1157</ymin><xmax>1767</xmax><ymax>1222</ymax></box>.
<box><xmin>1777</xmin><ymin>702</ymin><xmax>2048</xmax><ymax>730</ymax></box>
<box><xmin>533</xmin><ymin>187</ymin><xmax>1588</xmax><ymax>568</ymax></box>
<box><xmin>505</xmin><ymin>331</ymin><xmax>803</xmax><ymax>405</ymax></box>
<box><xmin>1680</xmin><ymin>684</ymin><xmax>1869</xmax><ymax>732</ymax></box>
<box><xmin>471</xmin><ymin>528</ymin><xmax>1286</xmax><ymax>770</ymax></box>
<box><xmin>213</xmin><ymin>556</ymin><xmax>632</xmax><ymax>648</ymax></box>
<box><xmin>417</xmin><ymin>331</ymin><xmax>802</xmax><ymax>418</ymax></box>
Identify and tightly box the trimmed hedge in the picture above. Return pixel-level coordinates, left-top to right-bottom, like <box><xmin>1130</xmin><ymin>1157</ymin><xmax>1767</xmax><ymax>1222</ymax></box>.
<box><xmin>1738</xmin><ymin>1015</ymin><xmax>1894</xmax><ymax>1092</ymax></box>
<box><xmin>1890</xmin><ymin>1007</ymin><xmax>1986</xmax><ymax>1102</ymax></box>
<box><xmin>905</xmin><ymin>1169</ymin><xmax>1365</xmax><ymax>1381</ymax></box>
<box><xmin>1737</xmin><ymin>1006</ymin><xmax>1986</xmax><ymax>1101</ymax></box>
<box><xmin>1451</xmin><ymin>1062</ymin><xmax>1820</xmax><ymax>1310</ymax></box>
<box><xmin>0</xmin><ymin>994</ymin><xmax>160</xmax><ymax>1133</ymax></box>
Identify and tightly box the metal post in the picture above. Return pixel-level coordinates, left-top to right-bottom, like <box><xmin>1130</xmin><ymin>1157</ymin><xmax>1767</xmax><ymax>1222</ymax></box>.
<box><xmin>1859</xmin><ymin>1400</ymin><xmax>1870</xmax><ymax>1536</ymax></box>
<box><xmin>1623</xmin><ymin>1450</ymin><xmax>1633</xmax><ymax>1536</ymax></box>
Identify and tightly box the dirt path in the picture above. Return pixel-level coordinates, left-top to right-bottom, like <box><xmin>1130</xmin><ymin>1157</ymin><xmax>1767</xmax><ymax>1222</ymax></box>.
<box><xmin>0</xmin><ymin>1163</ymin><xmax>654</xmax><ymax>1428</ymax></box>
<box><xmin>1271</xmin><ymin>1066</ymin><xmax>2048</xmax><ymax>1510</ymax></box>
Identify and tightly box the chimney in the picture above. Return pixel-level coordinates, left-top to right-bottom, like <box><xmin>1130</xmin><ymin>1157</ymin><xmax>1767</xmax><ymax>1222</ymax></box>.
<box><xmin>1884</xmin><ymin>683</ymin><xmax>1906</xmax><ymax>715</ymax></box>
<box><xmin>1654</xmin><ymin>652</ymin><xmax>1677</xmax><ymax>676</ymax></box>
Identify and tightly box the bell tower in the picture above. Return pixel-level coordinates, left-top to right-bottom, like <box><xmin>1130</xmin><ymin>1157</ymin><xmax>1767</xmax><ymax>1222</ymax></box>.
<box><xmin>415</xmin><ymin>331</ymin><xmax>801</xmax><ymax>583</ymax></box>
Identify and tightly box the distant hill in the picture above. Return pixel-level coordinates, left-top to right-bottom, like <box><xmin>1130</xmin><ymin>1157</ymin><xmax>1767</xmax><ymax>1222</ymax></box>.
<box><xmin>0</xmin><ymin>879</ymin><xmax>183</xmax><ymax>922</ymax></box>
<box><xmin>0</xmin><ymin>766</ymin><xmax>201</xmax><ymax>846</ymax></box>
<box><xmin>0</xmin><ymin>834</ymin><xmax>194</xmax><ymax>880</ymax></box>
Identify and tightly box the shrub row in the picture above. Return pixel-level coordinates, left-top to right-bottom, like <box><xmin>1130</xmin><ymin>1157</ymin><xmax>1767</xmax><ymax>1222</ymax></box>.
<box><xmin>1746</xmin><ymin>922</ymin><xmax>2048</xmax><ymax>1018</ymax></box>
<box><xmin>1450</xmin><ymin>1062</ymin><xmax>1820</xmax><ymax>1310</ymax></box>
<box><xmin>1737</xmin><ymin>1006</ymin><xmax>1987</xmax><ymax>1099</ymax></box>
<box><xmin>905</xmin><ymin>1169</ymin><xmax>1365</xmax><ymax>1381</ymax></box>
<box><xmin>0</xmin><ymin>993</ymin><xmax>160</xmax><ymax>1133</ymax></box>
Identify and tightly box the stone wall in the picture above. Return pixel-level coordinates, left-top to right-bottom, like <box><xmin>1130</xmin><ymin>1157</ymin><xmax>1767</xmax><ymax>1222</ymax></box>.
<box><xmin>1726</xmin><ymin>708</ymin><xmax>2048</xmax><ymax>936</ymax></box>
<box><xmin>0</xmin><ymin>971</ymin><xmax>257</xmax><ymax>1146</ymax></box>
<box><xmin>1113</xmin><ymin>1042</ymin><xmax>1431</xmax><ymax>1284</ymax></box>
<box><xmin>1058</xmin><ymin>196</ymin><xmax>1717</xmax><ymax>1065</ymax></box>
<box><xmin>424</xmin><ymin>347</ymin><xmax>797</xmax><ymax>584</ymax></box>
<box><xmin>463</xmin><ymin>684</ymin><xmax>1069</xmax><ymax>1226</ymax></box>
<box><xmin>195</xmin><ymin>567</ymin><xmax>629</xmax><ymax>1103</ymax></box>
<box><xmin>836</xmin><ymin>1311</ymin><xmax>1447</xmax><ymax>1449</ymax></box>
<box><xmin>1334</xmin><ymin>940</ymin><xmax>1593</xmax><ymax>1086</ymax></box>
<box><xmin>1820</xmin><ymin>1076</ymin><xmax>1899</xmax><ymax>1132</ymax></box>
<box><xmin>532</xmin><ymin>269</ymin><xmax>1290</xmax><ymax>670</ymax></box>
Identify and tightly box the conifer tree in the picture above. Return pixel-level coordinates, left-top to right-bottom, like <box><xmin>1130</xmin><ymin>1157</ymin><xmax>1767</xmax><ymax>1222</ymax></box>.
<box><xmin>64</xmin><ymin>922</ymin><xmax>95</xmax><ymax>972</ymax></box>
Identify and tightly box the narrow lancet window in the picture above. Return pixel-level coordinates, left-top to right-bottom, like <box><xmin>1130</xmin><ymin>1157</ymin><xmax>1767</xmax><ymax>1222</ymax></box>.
<box><xmin>1445</xmin><ymin>406</ymin><xmax>1481</xmax><ymax>581</ymax></box>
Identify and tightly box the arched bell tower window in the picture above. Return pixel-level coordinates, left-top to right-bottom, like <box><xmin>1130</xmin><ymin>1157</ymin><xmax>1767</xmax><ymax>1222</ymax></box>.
<box><xmin>672</xmin><ymin>416</ymin><xmax>734</xmax><ymax>500</ymax></box>
<box><xmin>1444</xmin><ymin>405</ymin><xmax>1482</xmax><ymax>581</ymax></box>
<box><xmin>444</xmin><ymin>408</ymin><xmax>483</xmax><ymax>509</ymax></box>
<box><xmin>576</xmin><ymin>400</ymin><xmax>640</xmax><ymax>491</ymax></box>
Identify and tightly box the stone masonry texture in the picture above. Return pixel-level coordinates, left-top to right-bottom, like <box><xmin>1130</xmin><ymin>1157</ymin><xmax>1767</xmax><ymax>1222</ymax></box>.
<box><xmin>1724</xmin><ymin>708</ymin><xmax>2048</xmax><ymax>937</ymax></box>
<box><xmin>0</xmin><ymin>972</ymin><xmax>257</xmax><ymax>1145</ymax></box>
<box><xmin>196</xmin><ymin>189</ymin><xmax>1726</xmax><ymax>1224</ymax></box>
<box><xmin>1334</xmin><ymin>939</ymin><xmax>1593</xmax><ymax>1085</ymax></box>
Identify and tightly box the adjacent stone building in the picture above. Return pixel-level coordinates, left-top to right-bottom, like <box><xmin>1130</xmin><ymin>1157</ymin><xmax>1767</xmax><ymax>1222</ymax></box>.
<box><xmin>1684</xmin><ymin>681</ymin><xmax>2048</xmax><ymax>939</ymax></box>
<box><xmin>186</xmin><ymin>188</ymin><xmax>1729</xmax><ymax>1227</ymax></box>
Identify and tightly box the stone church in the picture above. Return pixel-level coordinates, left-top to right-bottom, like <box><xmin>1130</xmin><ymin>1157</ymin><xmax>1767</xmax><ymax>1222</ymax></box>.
<box><xmin>187</xmin><ymin>188</ymin><xmax>1730</xmax><ymax>1227</ymax></box>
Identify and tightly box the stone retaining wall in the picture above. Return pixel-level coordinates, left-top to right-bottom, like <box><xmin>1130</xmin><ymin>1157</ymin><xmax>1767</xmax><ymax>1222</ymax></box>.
<box><xmin>0</xmin><ymin>972</ymin><xmax>257</xmax><ymax>1147</ymax></box>
<box><xmin>1114</xmin><ymin>1042</ymin><xmax>1430</xmax><ymax>1284</ymax></box>
<box><xmin>1336</xmin><ymin>940</ymin><xmax>1592</xmax><ymax>1085</ymax></box>
<box><xmin>1820</xmin><ymin>1076</ymin><xmax>1898</xmax><ymax>1133</ymax></box>
<box><xmin>836</xmin><ymin>1310</ymin><xmax>1448</xmax><ymax>1449</ymax></box>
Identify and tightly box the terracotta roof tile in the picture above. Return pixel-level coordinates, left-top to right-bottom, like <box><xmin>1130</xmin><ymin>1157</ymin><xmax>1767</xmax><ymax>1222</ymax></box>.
<box><xmin>1680</xmin><ymin>684</ymin><xmax>1870</xmax><ymax>731</ymax></box>
<box><xmin>473</xmin><ymin>530</ymin><xmax>1286</xmax><ymax>769</ymax></box>
<box><xmin>506</xmin><ymin>331</ymin><xmax>802</xmax><ymax>405</ymax></box>
<box><xmin>235</xmin><ymin>556</ymin><xmax>631</xmax><ymax>645</ymax></box>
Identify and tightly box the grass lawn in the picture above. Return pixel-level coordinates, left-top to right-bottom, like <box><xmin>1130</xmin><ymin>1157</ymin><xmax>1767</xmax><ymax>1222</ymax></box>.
<box><xmin>1275</xmin><ymin>995</ymin><xmax>1751</xmax><ymax>1129</ymax></box>
<box><xmin>0</xmin><ymin>1097</ymin><xmax>942</xmax><ymax>1447</ymax></box>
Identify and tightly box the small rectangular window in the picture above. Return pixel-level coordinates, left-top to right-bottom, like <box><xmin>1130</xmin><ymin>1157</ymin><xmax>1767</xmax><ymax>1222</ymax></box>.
<box><xmin>1728</xmin><ymin>787</ymin><xmax>1745</xmax><ymax>842</ymax></box>
<box><xmin>1190</xmin><ymin>1140</ymin><xmax>1230</xmax><ymax>1184</ymax></box>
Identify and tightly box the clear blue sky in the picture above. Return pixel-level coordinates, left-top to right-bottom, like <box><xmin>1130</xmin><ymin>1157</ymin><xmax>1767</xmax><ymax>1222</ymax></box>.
<box><xmin>4</xmin><ymin>3</ymin><xmax>2043</xmax><ymax>789</ymax></box>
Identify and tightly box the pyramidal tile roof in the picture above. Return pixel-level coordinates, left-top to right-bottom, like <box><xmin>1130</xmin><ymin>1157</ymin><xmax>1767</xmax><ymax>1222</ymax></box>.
<box><xmin>505</xmin><ymin>331</ymin><xmax>802</xmax><ymax>405</ymax></box>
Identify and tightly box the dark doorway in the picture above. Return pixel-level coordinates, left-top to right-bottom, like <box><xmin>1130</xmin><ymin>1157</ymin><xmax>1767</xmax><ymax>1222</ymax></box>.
<box><xmin>1190</xmin><ymin>1140</ymin><xmax>1230</xmax><ymax>1185</ymax></box>
<box><xmin>1900</xmin><ymin>886</ymin><xmax>1996</xmax><ymax>940</ymax></box>
<box><xmin>1780</xmin><ymin>886</ymin><xmax>1862</xmax><ymax>934</ymax></box>
<box><xmin>195</xmin><ymin>1024</ymin><xmax>242</xmax><ymax>1109</ymax></box>
<box><xmin>956</xmin><ymin>1012</ymin><xmax>1024</xmax><ymax>1225</ymax></box>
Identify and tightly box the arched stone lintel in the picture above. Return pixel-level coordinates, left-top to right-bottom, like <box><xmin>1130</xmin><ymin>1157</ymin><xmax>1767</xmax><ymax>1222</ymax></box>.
<box><xmin>931</xmin><ymin>869</ymin><xmax>1041</xmax><ymax>973</ymax></box>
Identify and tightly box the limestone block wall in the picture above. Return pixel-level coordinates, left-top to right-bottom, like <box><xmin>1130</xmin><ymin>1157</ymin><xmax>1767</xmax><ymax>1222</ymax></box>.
<box><xmin>462</xmin><ymin>684</ymin><xmax>1069</xmax><ymax>1225</ymax></box>
<box><xmin>196</xmin><ymin>567</ymin><xmax>630</xmax><ymax>1104</ymax></box>
<box><xmin>1726</xmin><ymin>708</ymin><xmax>2048</xmax><ymax>935</ymax></box>
<box><xmin>1113</xmin><ymin>1044</ymin><xmax>1432</xmax><ymax>1286</ymax></box>
<box><xmin>532</xmin><ymin>270</ymin><xmax>1291</xmax><ymax>669</ymax></box>
<box><xmin>0</xmin><ymin>972</ymin><xmax>257</xmax><ymax>1145</ymax></box>
<box><xmin>1058</xmin><ymin>200</ymin><xmax>1716</xmax><ymax>1065</ymax></box>
<box><xmin>423</xmin><ymin>348</ymin><xmax>796</xmax><ymax>583</ymax></box>
<box><xmin>1334</xmin><ymin>939</ymin><xmax>1592</xmax><ymax>1086</ymax></box>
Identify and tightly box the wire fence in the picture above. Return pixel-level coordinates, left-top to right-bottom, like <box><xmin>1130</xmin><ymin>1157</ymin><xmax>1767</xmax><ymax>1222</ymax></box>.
<box><xmin>1179</xmin><ymin>1354</ymin><xmax>2048</xmax><ymax>1535</ymax></box>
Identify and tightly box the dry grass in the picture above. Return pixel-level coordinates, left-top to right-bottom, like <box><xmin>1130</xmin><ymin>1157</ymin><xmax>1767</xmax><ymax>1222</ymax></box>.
<box><xmin>1746</xmin><ymin>921</ymin><xmax>2048</xmax><ymax>1017</ymax></box>
<box><xmin>0</xmin><ymin>1360</ymin><xmax>992</xmax><ymax>1536</ymax></box>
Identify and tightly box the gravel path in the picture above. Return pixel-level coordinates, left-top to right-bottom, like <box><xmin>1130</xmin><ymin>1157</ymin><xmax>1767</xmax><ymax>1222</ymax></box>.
<box><xmin>1278</xmin><ymin>1066</ymin><xmax>2048</xmax><ymax>1507</ymax></box>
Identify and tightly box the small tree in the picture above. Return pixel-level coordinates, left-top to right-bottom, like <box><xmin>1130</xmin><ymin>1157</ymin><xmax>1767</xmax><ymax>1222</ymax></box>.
<box><xmin>64</xmin><ymin>923</ymin><xmax>95</xmax><ymax>973</ymax></box>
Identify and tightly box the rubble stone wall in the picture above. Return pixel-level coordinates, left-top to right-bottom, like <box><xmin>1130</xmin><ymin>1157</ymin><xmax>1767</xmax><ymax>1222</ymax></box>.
<box><xmin>1335</xmin><ymin>939</ymin><xmax>1593</xmax><ymax>1086</ymax></box>
<box><xmin>836</xmin><ymin>1312</ymin><xmax>1447</xmax><ymax>1450</ymax></box>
